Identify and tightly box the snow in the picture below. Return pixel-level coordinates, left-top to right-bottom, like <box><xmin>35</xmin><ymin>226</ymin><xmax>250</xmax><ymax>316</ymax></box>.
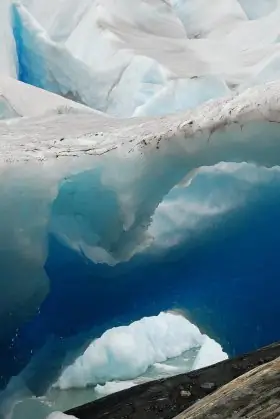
<box><xmin>55</xmin><ymin>312</ymin><xmax>226</xmax><ymax>390</ymax></box>
<box><xmin>0</xmin><ymin>76</ymin><xmax>94</xmax><ymax>119</ymax></box>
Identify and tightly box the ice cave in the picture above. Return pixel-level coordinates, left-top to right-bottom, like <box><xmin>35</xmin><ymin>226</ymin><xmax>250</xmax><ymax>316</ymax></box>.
<box><xmin>1</xmin><ymin>0</ymin><xmax>280</xmax><ymax>418</ymax></box>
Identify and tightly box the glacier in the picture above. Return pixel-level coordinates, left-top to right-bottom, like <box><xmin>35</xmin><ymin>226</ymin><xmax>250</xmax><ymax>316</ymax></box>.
<box><xmin>10</xmin><ymin>0</ymin><xmax>280</xmax><ymax>116</ymax></box>
<box><xmin>2</xmin><ymin>0</ymin><xmax>280</xmax><ymax>418</ymax></box>
<box><xmin>2</xmin><ymin>82</ymin><xmax>280</xmax><ymax>414</ymax></box>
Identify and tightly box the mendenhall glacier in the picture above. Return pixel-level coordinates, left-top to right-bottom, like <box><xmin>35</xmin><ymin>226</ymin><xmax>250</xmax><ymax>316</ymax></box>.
<box><xmin>1</xmin><ymin>0</ymin><xmax>280</xmax><ymax>418</ymax></box>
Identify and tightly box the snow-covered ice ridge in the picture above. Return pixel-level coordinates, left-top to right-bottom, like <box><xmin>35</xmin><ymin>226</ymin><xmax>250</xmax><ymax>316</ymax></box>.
<box><xmin>1</xmin><ymin>80</ymin><xmax>280</xmax><ymax>165</ymax></box>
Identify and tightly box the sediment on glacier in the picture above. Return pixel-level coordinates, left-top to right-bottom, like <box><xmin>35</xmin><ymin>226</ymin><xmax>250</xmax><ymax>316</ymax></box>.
<box><xmin>67</xmin><ymin>341</ymin><xmax>280</xmax><ymax>419</ymax></box>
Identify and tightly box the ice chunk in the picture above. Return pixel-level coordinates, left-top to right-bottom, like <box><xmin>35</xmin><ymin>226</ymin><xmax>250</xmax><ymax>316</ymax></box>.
<box><xmin>55</xmin><ymin>312</ymin><xmax>204</xmax><ymax>389</ymax></box>
<box><xmin>193</xmin><ymin>336</ymin><xmax>228</xmax><ymax>370</ymax></box>
<box><xmin>47</xmin><ymin>413</ymin><xmax>77</xmax><ymax>419</ymax></box>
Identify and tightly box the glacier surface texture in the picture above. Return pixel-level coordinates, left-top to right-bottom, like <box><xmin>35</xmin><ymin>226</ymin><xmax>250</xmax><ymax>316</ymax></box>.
<box><xmin>2</xmin><ymin>0</ymin><xmax>280</xmax><ymax>417</ymax></box>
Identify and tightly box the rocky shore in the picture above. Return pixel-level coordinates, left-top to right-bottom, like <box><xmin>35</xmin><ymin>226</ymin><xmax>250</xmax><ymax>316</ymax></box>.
<box><xmin>67</xmin><ymin>341</ymin><xmax>280</xmax><ymax>418</ymax></box>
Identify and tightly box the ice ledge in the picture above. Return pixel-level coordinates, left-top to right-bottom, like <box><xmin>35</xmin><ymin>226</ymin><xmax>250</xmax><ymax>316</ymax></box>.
<box><xmin>1</xmin><ymin>81</ymin><xmax>280</xmax><ymax>164</ymax></box>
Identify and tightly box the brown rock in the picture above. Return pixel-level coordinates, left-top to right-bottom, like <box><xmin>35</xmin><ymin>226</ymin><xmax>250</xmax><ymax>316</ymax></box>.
<box><xmin>174</xmin><ymin>356</ymin><xmax>280</xmax><ymax>418</ymax></box>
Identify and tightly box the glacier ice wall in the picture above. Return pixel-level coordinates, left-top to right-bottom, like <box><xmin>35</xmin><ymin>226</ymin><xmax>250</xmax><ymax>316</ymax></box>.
<box><xmin>1</xmin><ymin>82</ymin><xmax>280</xmax><ymax>395</ymax></box>
<box><xmin>9</xmin><ymin>0</ymin><xmax>280</xmax><ymax>118</ymax></box>
<box><xmin>11</xmin><ymin>2</ymin><xmax>172</xmax><ymax>116</ymax></box>
<box><xmin>3</xmin><ymin>0</ymin><xmax>280</xmax><ymax>416</ymax></box>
